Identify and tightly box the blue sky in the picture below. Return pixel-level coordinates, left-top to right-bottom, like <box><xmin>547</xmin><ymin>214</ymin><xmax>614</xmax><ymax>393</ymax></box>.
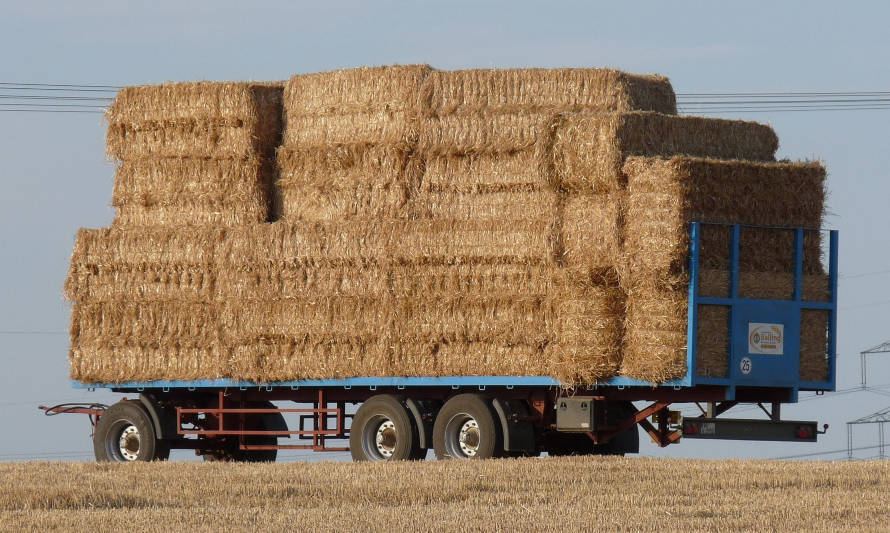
<box><xmin>1</xmin><ymin>1</ymin><xmax>889</xmax><ymax>461</ymax></box>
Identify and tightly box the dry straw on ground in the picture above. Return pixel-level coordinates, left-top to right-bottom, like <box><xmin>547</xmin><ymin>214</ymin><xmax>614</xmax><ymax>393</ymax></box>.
<box><xmin>3</xmin><ymin>458</ymin><xmax>887</xmax><ymax>532</ymax></box>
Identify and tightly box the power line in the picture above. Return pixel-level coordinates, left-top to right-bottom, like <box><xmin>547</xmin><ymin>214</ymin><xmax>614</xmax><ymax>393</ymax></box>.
<box><xmin>0</xmin><ymin>82</ymin><xmax>122</xmax><ymax>89</ymax></box>
<box><xmin>772</xmin><ymin>443</ymin><xmax>885</xmax><ymax>460</ymax></box>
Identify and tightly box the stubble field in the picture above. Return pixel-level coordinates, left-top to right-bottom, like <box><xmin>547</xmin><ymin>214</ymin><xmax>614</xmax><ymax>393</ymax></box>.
<box><xmin>1</xmin><ymin>456</ymin><xmax>888</xmax><ymax>532</ymax></box>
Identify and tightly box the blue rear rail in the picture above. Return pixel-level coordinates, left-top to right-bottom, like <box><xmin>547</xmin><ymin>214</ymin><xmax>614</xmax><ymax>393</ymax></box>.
<box><xmin>74</xmin><ymin>223</ymin><xmax>838</xmax><ymax>400</ymax></box>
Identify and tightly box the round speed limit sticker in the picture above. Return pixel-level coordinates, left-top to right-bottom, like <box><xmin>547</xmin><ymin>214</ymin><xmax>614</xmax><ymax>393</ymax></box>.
<box><xmin>740</xmin><ymin>357</ymin><xmax>752</xmax><ymax>375</ymax></box>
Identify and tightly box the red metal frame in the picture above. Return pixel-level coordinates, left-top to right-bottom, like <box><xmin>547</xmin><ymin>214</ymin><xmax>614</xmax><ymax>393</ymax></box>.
<box><xmin>175</xmin><ymin>390</ymin><xmax>349</xmax><ymax>452</ymax></box>
<box><xmin>591</xmin><ymin>401</ymin><xmax>682</xmax><ymax>448</ymax></box>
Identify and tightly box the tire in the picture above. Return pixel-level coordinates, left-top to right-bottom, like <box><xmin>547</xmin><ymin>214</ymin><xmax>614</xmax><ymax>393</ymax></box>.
<box><xmin>433</xmin><ymin>394</ymin><xmax>502</xmax><ymax>460</ymax></box>
<box><xmin>93</xmin><ymin>401</ymin><xmax>161</xmax><ymax>462</ymax></box>
<box><xmin>350</xmin><ymin>395</ymin><xmax>421</xmax><ymax>462</ymax></box>
<box><xmin>202</xmin><ymin>401</ymin><xmax>281</xmax><ymax>463</ymax></box>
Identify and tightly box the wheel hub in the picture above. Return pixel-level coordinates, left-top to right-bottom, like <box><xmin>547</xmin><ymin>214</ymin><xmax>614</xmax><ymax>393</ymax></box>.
<box><xmin>374</xmin><ymin>420</ymin><xmax>397</xmax><ymax>458</ymax></box>
<box><xmin>458</xmin><ymin>419</ymin><xmax>480</xmax><ymax>457</ymax></box>
<box><xmin>118</xmin><ymin>425</ymin><xmax>140</xmax><ymax>461</ymax></box>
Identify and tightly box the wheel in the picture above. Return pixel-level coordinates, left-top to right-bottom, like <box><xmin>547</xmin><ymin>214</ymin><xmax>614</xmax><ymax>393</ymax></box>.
<box><xmin>350</xmin><ymin>395</ymin><xmax>422</xmax><ymax>461</ymax></box>
<box><xmin>93</xmin><ymin>401</ymin><xmax>162</xmax><ymax>462</ymax></box>
<box><xmin>433</xmin><ymin>394</ymin><xmax>502</xmax><ymax>460</ymax></box>
<box><xmin>202</xmin><ymin>401</ymin><xmax>281</xmax><ymax>463</ymax></box>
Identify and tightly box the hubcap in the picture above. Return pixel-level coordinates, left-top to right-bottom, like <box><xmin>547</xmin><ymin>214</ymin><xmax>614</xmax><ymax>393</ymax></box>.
<box><xmin>444</xmin><ymin>413</ymin><xmax>483</xmax><ymax>459</ymax></box>
<box><xmin>375</xmin><ymin>420</ymin><xmax>397</xmax><ymax>458</ymax></box>
<box><xmin>458</xmin><ymin>419</ymin><xmax>480</xmax><ymax>457</ymax></box>
<box><xmin>118</xmin><ymin>425</ymin><xmax>140</xmax><ymax>461</ymax></box>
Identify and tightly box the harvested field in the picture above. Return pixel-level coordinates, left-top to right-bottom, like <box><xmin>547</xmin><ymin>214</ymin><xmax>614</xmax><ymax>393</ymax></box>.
<box><xmin>1</xmin><ymin>458</ymin><xmax>887</xmax><ymax>532</ymax></box>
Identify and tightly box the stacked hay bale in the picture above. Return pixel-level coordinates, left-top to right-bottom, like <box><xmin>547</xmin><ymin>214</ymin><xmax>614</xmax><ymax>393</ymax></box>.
<box><xmin>621</xmin><ymin>158</ymin><xmax>827</xmax><ymax>382</ymax></box>
<box><xmin>65</xmin><ymin>66</ymin><xmax>830</xmax><ymax>386</ymax></box>
<box><xmin>107</xmin><ymin>82</ymin><xmax>283</xmax><ymax>225</ymax></box>
<box><xmin>412</xmin><ymin>69</ymin><xmax>678</xmax><ymax>383</ymax></box>
<box><xmin>67</xmin><ymin>82</ymin><xmax>283</xmax><ymax>382</ymax></box>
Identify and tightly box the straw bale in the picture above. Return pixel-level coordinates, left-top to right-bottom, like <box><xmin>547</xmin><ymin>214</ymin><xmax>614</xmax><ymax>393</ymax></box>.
<box><xmin>70</xmin><ymin>342</ymin><xmax>230</xmax><ymax>383</ymax></box>
<box><xmin>623</xmin><ymin>156</ymin><xmax>826</xmax><ymax>280</ymax></box>
<box><xmin>106</xmin><ymin>82</ymin><xmax>283</xmax><ymax>160</ymax></box>
<box><xmin>64</xmin><ymin>263</ymin><xmax>219</xmax><ymax>303</ymax></box>
<box><xmin>560</xmin><ymin>194</ymin><xmax>621</xmax><ymax>270</ymax></box>
<box><xmin>554</xmin><ymin>112</ymin><xmax>779</xmax><ymax>194</ymax></box>
<box><xmin>228</xmin><ymin>337</ymin><xmax>395</xmax><ymax>381</ymax></box>
<box><xmin>276</xmin><ymin>146</ymin><xmax>415</xmax><ymax>220</ymax></box>
<box><xmin>70</xmin><ymin>301</ymin><xmax>227</xmax><ymax>347</ymax></box>
<box><xmin>282</xmin><ymin>65</ymin><xmax>433</xmax><ymax>148</ymax></box>
<box><xmin>284</xmin><ymin>65</ymin><xmax>433</xmax><ymax>116</ymax></box>
<box><xmin>417</xmin><ymin>112</ymin><xmax>557</xmax><ymax>155</ymax></box>
<box><xmin>410</xmin><ymin>187</ymin><xmax>558</xmax><ymax>222</ymax></box>
<box><xmin>421</xmin><ymin>151</ymin><xmax>549</xmax><ymax>190</ymax></box>
<box><xmin>420</xmin><ymin>68</ymin><xmax>676</xmax><ymax>116</ymax></box>
<box><xmin>70</xmin><ymin>218</ymin><xmax>555</xmax><ymax>271</ymax></box>
<box><xmin>800</xmin><ymin>309</ymin><xmax>830</xmax><ymax>382</ymax></box>
<box><xmin>621</xmin><ymin>285</ymin><xmax>689</xmax><ymax>382</ymax></box>
<box><xmin>695</xmin><ymin>305</ymin><xmax>730</xmax><ymax>378</ymax></box>
<box><xmin>107</xmin><ymin>82</ymin><xmax>284</xmax><ymax>123</ymax></box>
<box><xmin>113</xmin><ymin>203</ymin><xmax>267</xmax><ymax>227</ymax></box>
<box><xmin>228</xmin><ymin>338</ymin><xmax>549</xmax><ymax>382</ymax></box>
<box><xmin>111</xmin><ymin>157</ymin><xmax>271</xmax><ymax>207</ymax></box>
<box><xmin>624</xmin><ymin>271</ymin><xmax>832</xmax><ymax>383</ymax></box>
<box><xmin>106</xmin><ymin>120</ymin><xmax>275</xmax><ymax>160</ymax></box>
<box><xmin>392</xmin><ymin>342</ymin><xmax>547</xmax><ymax>378</ymax></box>
<box><xmin>546</xmin><ymin>283</ymin><xmax>624</xmax><ymax>383</ymax></box>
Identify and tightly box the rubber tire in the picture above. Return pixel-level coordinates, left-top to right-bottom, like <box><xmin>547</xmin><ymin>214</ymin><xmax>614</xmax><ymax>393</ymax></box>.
<box><xmin>350</xmin><ymin>395</ymin><xmax>420</xmax><ymax>462</ymax></box>
<box><xmin>433</xmin><ymin>394</ymin><xmax>502</xmax><ymax>460</ymax></box>
<box><xmin>202</xmin><ymin>401</ymin><xmax>280</xmax><ymax>463</ymax></box>
<box><xmin>93</xmin><ymin>401</ymin><xmax>160</xmax><ymax>462</ymax></box>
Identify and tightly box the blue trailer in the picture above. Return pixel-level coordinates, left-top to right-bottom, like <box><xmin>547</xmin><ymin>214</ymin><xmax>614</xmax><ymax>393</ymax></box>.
<box><xmin>44</xmin><ymin>222</ymin><xmax>838</xmax><ymax>462</ymax></box>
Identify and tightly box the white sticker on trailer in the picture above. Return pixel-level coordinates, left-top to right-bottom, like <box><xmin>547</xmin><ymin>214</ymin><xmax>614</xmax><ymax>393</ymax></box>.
<box><xmin>748</xmin><ymin>323</ymin><xmax>784</xmax><ymax>355</ymax></box>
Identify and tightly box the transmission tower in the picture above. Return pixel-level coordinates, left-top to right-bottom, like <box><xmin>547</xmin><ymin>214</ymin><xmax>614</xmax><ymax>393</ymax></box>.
<box><xmin>847</xmin><ymin>407</ymin><xmax>890</xmax><ymax>460</ymax></box>
<box><xmin>860</xmin><ymin>341</ymin><xmax>890</xmax><ymax>386</ymax></box>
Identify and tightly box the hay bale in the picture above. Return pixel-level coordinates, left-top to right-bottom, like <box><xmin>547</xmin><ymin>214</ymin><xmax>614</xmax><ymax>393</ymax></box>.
<box><xmin>282</xmin><ymin>65</ymin><xmax>433</xmax><ymax>148</ymax></box>
<box><xmin>421</xmin><ymin>151</ymin><xmax>550</xmax><ymax>190</ymax></box>
<box><xmin>695</xmin><ymin>305</ymin><xmax>730</xmax><ymax>378</ymax></box>
<box><xmin>65</xmin><ymin>263</ymin><xmax>219</xmax><ymax>303</ymax></box>
<box><xmin>546</xmin><ymin>282</ymin><xmax>624</xmax><ymax>383</ymax></box>
<box><xmin>410</xmin><ymin>187</ymin><xmax>558</xmax><ymax>222</ymax></box>
<box><xmin>112</xmin><ymin>157</ymin><xmax>271</xmax><ymax>207</ymax></box>
<box><xmin>70</xmin><ymin>342</ymin><xmax>230</xmax><ymax>383</ymax></box>
<box><xmin>420</xmin><ymin>68</ymin><xmax>676</xmax><ymax>116</ymax></box>
<box><xmin>560</xmin><ymin>194</ymin><xmax>621</xmax><ymax>271</ymax></box>
<box><xmin>113</xmin><ymin>203</ymin><xmax>267</xmax><ymax>227</ymax></box>
<box><xmin>106</xmin><ymin>82</ymin><xmax>283</xmax><ymax>160</ymax></box>
<box><xmin>623</xmin><ymin>156</ymin><xmax>826</xmax><ymax>280</ymax></box>
<box><xmin>554</xmin><ymin>112</ymin><xmax>779</xmax><ymax>193</ymax></box>
<box><xmin>800</xmin><ymin>309</ymin><xmax>830</xmax><ymax>382</ymax></box>
<box><xmin>624</xmin><ymin>271</ymin><xmax>832</xmax><ymax>383</ymax></box>
<box><xmin>276</xmin><ymin>146</ymin><xmax>416</xmax><ymax>220</ymax></box>
<box><xmin>417</xmin><ymin>112</ymin><xmax>558</xmax><ymax>155</ymax></box>
<box><xmin>70</xmin><ymin>301</ymin><xmax>227</xmax><ymax>347</ymax></box>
